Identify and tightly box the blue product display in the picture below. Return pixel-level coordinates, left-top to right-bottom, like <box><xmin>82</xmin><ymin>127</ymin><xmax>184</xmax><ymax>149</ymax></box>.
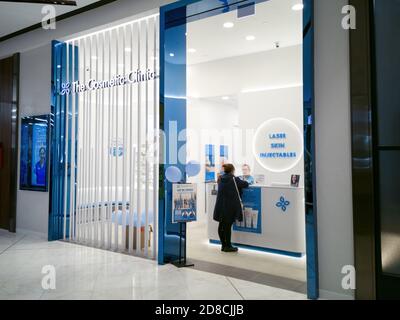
<box><xmin>233</xmin><ymin>187</ymin><xmax>262</xmax><ymax>234</ymax></box>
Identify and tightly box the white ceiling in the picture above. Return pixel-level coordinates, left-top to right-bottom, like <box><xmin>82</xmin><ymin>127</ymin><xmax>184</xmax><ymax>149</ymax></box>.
<box><xmin>186</xmin><ymin>0</ymin><xmax>303</xmax><ymax>65</ymax></box>
<box><xmin>0</xmin><ymin>0</ymin><xmax>100</xmax><ymax>38</ymax></box>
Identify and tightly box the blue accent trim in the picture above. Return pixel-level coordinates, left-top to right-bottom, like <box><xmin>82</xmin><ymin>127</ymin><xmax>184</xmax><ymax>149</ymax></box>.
<box><xmin>49</xmin><ymin>40</ymin><xmax>79</xmax><ymax>241</ymax></box>
<box><xmin>159</xmin><ymin>5</ymin><xmax>188</xmax><ymax>264</ymax></box>
<box><xmin>303</xmin><ymin>0</ymin><xmax>319</xmax><ymax>300</ymax></box>
<box><xmin>49</xmin><ymin>40</ymin><xmax>66</xmax><ymax>241</ymax></box>
<box><xmin>209</xmin><ymin>240</ymin><xmax>303</xmax><ymax>258</ymax></box>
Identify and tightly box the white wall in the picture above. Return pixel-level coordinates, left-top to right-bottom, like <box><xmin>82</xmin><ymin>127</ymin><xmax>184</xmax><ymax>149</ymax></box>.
<box><xmin>314</xmin><ymin>0</ymin><xmax>354</xmax><ymax>300</ymax></box>
<box><xmin>188</xmin><ymin>46</ymin><xmax>302</xmax><ymax>98</ymax></box>
<box><xmin>238</xmin><ymin>88</ymin><xmax>304</xmax><ymax>186</ymax></box>
<box><xmin>17</xmin><ymin>44</ymin><xmax>51</xmax><ymax>236</ymax></box>
<box><xmin>187</xmin><ymin>46</ymin><xmax>304</xmax><ymax>185</ymax></box>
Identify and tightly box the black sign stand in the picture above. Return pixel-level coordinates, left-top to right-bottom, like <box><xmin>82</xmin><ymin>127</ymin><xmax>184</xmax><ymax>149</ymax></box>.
<box><xmin>172</xmin><ymin>222</ymin><xmax>194</xmax><ymax>268</ymax></box>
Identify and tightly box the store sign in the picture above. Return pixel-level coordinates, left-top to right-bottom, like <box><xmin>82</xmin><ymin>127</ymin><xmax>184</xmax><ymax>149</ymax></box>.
<box><xmin>59</xmin><ymin>69</ymin><xmax>158</xmax><ymax>95</ymax></box>
<box><xmin>253</xmin><ymin>118</ymin><xmax>303</xmax><ymax>173</ymax></box>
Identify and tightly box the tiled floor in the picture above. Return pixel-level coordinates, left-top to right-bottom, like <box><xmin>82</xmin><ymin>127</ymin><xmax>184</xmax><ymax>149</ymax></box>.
<box><xmin>187</xmin><ymin>221</ymin><xmax>307</xmax><ymax>281</ymax></box>
<box><xmin>0</xmin><ymin>229</ymin><xmax>307</xmax><ymax>300</ymax></box>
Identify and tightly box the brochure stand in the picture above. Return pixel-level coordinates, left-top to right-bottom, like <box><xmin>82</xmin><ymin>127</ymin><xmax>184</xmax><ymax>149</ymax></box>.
<box><xmin>172</xmin><ymin>222</ymin><xmax>194</xmax><ymax>268</ymax></box>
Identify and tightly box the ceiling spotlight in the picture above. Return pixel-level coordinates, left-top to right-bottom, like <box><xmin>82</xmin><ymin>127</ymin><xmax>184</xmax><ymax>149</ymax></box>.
<box><xmin>169</xmin><ymin>53</ymin><xmax>175</xmax><ymax>57</ymax></box>
<box><xmin>223</xmin><ymin>22</ymin><xmax>234</xmax><ymax>28</ymax></box>
<box><xmin>222</xmin><ymin>96</ymin><xmax>230</xmax><ymax>100</ymax></box>
<box><xmin>246</xmin><ymin>35</ymin><xmax>256</xmax><ymax>41</ymax></box>
<box><xmin>292</xmin><ymin>3</ymin><xmax>304</xmax><ymax>11</ymax></box>
<box><xmin>188</xmin><ymin>48</ymin><xmax>197</xmax><ymax>53</ymax></box>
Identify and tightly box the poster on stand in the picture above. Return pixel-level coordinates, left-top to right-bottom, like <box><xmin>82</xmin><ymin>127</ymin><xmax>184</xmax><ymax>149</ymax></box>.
<box><xmin>233</xmin><ymin>187</ymin><xmax>262</xmax><ymax>234</ymax></box>
<box><xmin>172</xmin><ymin>184</ymin><xmax>197</xmax><ymax>223</ymax></box>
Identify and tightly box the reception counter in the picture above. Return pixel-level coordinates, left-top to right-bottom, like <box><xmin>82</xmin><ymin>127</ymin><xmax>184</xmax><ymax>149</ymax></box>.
<box><xmin>206</xmin><ymin>183</ymin><xmax>306</xmax><ymax>256</ymax></box>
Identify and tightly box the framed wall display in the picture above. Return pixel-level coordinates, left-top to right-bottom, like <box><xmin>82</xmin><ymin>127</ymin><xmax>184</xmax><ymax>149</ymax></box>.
<box><xmin>290</xmin><ymin>175</ymin><xmax>301</xmax><ymax>187</ymax></box>
<box><xmin>20</xmin><ymin>115</ymin><xmax>50</xmax><ymax>192</ymax></box>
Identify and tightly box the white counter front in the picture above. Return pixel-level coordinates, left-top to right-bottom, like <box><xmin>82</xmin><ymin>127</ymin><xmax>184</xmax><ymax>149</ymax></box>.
<box><xmin>206</xmin><ymin>183</ymin><xmax>306</xmax><ymax>255</ymax></box>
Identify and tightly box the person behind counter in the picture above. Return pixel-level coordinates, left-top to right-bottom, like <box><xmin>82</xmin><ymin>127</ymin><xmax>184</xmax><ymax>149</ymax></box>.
<box><xmin>240</xmin><ymin>164</ymin><xmax>255</xmax><ymax>185</ymax></box>
<box><xmin>213</xmin><ymin>163</ymin><xmax>249</xmax><ymax>252</ymax></box>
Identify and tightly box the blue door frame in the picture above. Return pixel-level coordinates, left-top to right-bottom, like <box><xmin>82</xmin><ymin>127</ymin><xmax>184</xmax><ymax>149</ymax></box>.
<box><xmin>159</xmin><ymin>0</ymin><xmax>319</xmax><ymax>299</ymax></box>
<box><xmin>49</xmin><ymin>40</ymin><xmax>79</xmax><ymax>241</ymax></box>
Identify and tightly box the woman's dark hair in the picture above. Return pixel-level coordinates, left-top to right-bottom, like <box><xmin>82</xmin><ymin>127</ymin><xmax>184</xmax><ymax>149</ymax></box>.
<box><xmin>223</xmin><ymin>163</ymin><xmax>235</xmax><ymax>174</ymax></box>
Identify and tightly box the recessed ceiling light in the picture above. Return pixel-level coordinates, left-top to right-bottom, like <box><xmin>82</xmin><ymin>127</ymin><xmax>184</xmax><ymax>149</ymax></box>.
<box><xmin>246</xmin><ymin>35</ymin><xmax>256</xmax><ymax>41</ymax></box>
<box><xmin>222</xmin><ymin>96</ymin><xmax>230</xmax><ymax>100</ymax></box>
<box><xmin>169</xmin><ymin>53</ymin><xmax>175</xmax><ymax>57</ymax></box>
<box><xmin>292</xmin><ymin>3</ymin><xmax>304</xmax><ymax>11</ymax></box>
<box><xmin>188</xmin><ymin>48</ymin><xmax>197</xmax><ymax>53</ymax></box>
<box><xmin>223</xmin><ymin>22</ymin><xmax>234</xmax><ymax>28</ymax></box>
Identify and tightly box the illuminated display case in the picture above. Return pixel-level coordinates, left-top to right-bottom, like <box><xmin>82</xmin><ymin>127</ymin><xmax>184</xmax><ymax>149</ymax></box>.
<box><xmin>20</xmin><ymin>114</ymin><xmax>50</xmax><ymax>192</ymax></box>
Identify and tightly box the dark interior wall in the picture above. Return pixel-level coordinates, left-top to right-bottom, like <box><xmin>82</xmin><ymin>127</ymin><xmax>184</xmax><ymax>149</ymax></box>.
<box><xmin>372</xmin><ymin>0</ymin><xmax>400</xmax><ymax>300</ymax></box>
<box><xmin>349</xmin><ymin>0</ymin><xmax>376</xmax><ymax>300</ymax></box>
<box><xmin>351</xmin><ymin>0</ymin><xmax>400</xmax><ymax>300</ymax></box>
<box><xmin>0</xmin><ymin>54</ymin><xmax>19</xmax><ymax>232</ymax></box>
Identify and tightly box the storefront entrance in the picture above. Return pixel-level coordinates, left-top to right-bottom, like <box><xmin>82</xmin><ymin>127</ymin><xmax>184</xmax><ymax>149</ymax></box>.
<box><xmin>159</xmin><ymin>0</ymin><xmax>318</xmax><ymax>299</ymax></box>
<box><xmin>49</xmin><ymin>14</ymin><xmax>160</xmax><ymax>260</ymax></box>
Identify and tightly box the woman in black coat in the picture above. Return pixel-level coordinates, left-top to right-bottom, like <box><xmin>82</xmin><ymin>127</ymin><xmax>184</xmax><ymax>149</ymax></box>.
<box><xmin>213</xmin><ymin>164</ymin><xmax>249</xmax><ymax>252</ymax></box>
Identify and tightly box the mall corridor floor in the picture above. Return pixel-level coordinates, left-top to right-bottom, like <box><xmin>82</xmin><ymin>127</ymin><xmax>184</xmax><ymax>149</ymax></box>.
<box><xmin>0</xmin><ymin>230</ymin><xmax>306</xmax><ymax>300</ymax></box>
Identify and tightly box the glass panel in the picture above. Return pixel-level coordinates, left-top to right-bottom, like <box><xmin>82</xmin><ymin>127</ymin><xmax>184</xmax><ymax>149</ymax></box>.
<box><xmin>379</xmin><ymin>150</ymin><xmax>400</xmax><ymax>275</ymax></box>
<box><xmin>374</xmin><ymin>1</ymin><xmax>400</xmax><ymax>147</ymax></box>
<box><xmin>184</xmin><ymin>0</ymin><xmax>306</xmax><ymax>269</ymax></box>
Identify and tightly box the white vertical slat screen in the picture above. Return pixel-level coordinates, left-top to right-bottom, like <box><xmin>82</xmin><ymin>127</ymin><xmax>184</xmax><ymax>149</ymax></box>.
<box><xmin>63</xmin><ymin>14</ymin><xmax>159</xmax><ymax>260</ymax></box>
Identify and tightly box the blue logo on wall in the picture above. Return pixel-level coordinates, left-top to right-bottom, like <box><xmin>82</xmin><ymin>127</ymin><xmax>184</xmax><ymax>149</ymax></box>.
<box><xmin>276</xmin><ymin>196</ymin><xmax>290</xmax><ymax>212</ymax></box>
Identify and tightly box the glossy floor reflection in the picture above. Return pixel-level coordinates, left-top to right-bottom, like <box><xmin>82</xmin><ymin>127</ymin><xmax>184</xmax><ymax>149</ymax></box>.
<box><xmin>0</xmin><ymin>230</ymin><xmax>307</xmax><ymax>300</ymax></box>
